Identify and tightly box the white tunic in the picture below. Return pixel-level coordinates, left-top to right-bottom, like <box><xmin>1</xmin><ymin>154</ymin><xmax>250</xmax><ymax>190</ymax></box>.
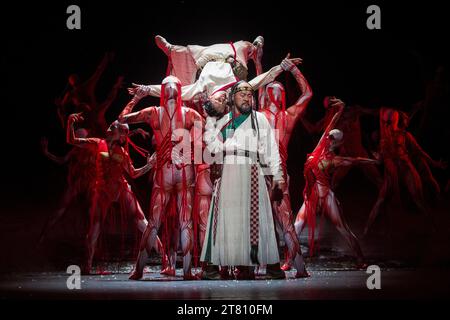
<box><xmin>200</xmin><ymin>111</ymin><xmax>282</xmax><ymax>266</ymax></box>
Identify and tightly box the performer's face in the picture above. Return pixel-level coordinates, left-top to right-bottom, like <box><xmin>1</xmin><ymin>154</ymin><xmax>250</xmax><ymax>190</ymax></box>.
<box><xmin>210</xmin><ymin>91</ymin><xmax>227</xmax><ymax>114</ymax></box>
<box><xmin>234</xmin><ymin>84</ymin><xmax>253</xmax><ymax>114</ymax></box>
<box><xmin>108</xmin><ymin>123</ymin><xmax>129</xmax><ymax>146</ymax></box>
<box><xmin>75</xmin><ymin>128</ymin><xmax>88</xmax><ymax>138</ymax></box>
<box><xmin>164</xmin><ymin>81</ymin><xmax>179</xmax><ymax>100</ymax></box>
<box><xmin>268</xmin><ymin>83</ymin><xmax>284</xmax><ymax>107</ymax></box>
<box><xmin>327</xmin><ymin>130</ymin><xmax>343</xmax><ymax>151</ymax></box>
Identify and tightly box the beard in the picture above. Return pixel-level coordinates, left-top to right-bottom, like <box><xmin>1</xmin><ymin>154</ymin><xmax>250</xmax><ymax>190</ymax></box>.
<box><xmin>236</xmin><ymin>103</ymin><xmax>252</xmax><ymax>115</ymax></box>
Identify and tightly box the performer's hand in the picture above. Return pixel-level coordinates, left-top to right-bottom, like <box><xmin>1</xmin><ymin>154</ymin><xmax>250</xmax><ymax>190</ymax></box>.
<box><xmin>289</xmin><ymin>57</ymin><xmax>303</xmax><ymax>65</ymax></box>
<box><xmin>128</xmin><ymin>83</ymin><xmax>148</xmax><ymax>100</ymax></box>
<box><xmin>147</xmin><ymin>152</ymin><xmax>157</xmax><ymax>168</ymax></box>
<box><xmin>328</xmin><ymin>97</ymin><xmax>345</xmax><ymax>110</ymax></box>
<box><xmin>281</xmin><ymin>53</ymin><xmax>295</xmax><ymax>71</ymax></box>
<box><xmin>271</xmin><ymin>179</ymin><xmax>285</xmax><ymax>203</ymax></box>
<box><xmin>282</xmin><ymin>53</ymin><xmax>302</xmax><ymax>71</ymax></box>
<box><xmin>127</xmin><ymin>83</ymin><xmax>140</xmax><ymax>96</ymax></box>
<box><xmin>272</xmin><ymin>179</ymin><xmax>286</xmax><ymax>192</ymax></box>
<box><xmin>68</xmin><ymin>113</ymin><xmax>84</xmax><ymax>124</ymax></box>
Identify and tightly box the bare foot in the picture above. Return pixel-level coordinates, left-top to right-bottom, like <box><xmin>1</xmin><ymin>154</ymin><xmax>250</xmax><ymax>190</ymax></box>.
<box><xmin>183</xmin><ymin>273</ymin><xmax>199</xmax><ymax>281</ymax></box>
<box><xmin>160</xmin><ymin>267</ymin><xmax>176</xmax><ymax>277</ymax></box>
<box><xmin>253</xmin><ymin>35</ymin><xmax>264</xmax><ymax>48</ymax></box>
<box><xmin>129</xmin><ymin>270</ymin><xmax>143</xmax><ymax>280</ymax></box>
<box><xmin>281</xmin><ymin>263</ymin><xmax>292</xmax><ymax>271</ymax></box>
<box><xmin>155</xmin><ymin>35</ymin><xmax>172</xmax><ymax>56</ymax></box>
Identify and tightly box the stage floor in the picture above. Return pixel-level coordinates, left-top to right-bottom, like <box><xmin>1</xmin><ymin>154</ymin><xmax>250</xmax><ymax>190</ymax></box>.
<box><xmin>2</xmin><ymin>262</ymin><xmax>450</xmax><ymax>299</ymax></box>
<box><xmin>2</xmin><ymin>197</ymin><xmax>450</xmax><ymax>300</ymax></box>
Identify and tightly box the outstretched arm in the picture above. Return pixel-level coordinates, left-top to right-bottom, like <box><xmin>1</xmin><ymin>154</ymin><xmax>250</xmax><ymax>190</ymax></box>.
<box><xmin>284</xmin><ymin>54</ymin><xmax>313</xmax><ymax>121</ymax></box>
<box><xmin>127</xmin><ymin>83</ymin><xmax>162</xmax><ymax>102</ymax></box>
<box><xmin>334</xmin><ymin>156</ymin><xmax>379</xmax><ymax>167</ymax></box>
<box><xmin>123</xmin><ymin>152</ymin><xmax>155</xmax><ymax>179</ymax></box>
<box><xmin>248</xmin><ymin>56</ymin><xmax>303</xmax><ymax>91</ymax></box>
<box><xmin>118</xmin><ymin>99</ymin><xmax>157</xmax><ymax>125</ymax></box>
<box><xmin>66</xmin><ymin>113</ymin><xmax>100</xmax><ymax>146</ymax></box>
<box><xmin>41</xmin><ymin>137</ymin><xmax>74</xmax><ymax>165</ymax></box>
<box><xmin>313</xmin><ymin>98</ymin><xmax>345</xmax><ymax>150</ymax></box>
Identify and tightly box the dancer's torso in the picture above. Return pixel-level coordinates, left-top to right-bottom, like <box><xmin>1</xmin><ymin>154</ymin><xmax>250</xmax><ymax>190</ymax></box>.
<box><xmin>95</xmin><ymin>140</ymin><xmax>128</xmax><ymax>196</ymax></box>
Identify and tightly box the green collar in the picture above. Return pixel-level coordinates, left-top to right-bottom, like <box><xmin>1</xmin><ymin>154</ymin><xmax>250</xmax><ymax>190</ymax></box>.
<box><xmin>221</xmin><ymin>112</ymin><xmax>250</xmax><ymax>141</ymax></box>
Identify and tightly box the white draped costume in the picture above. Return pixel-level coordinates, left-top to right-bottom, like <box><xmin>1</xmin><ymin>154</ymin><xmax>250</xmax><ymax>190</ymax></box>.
<box><xmin>168</xmin><ymin>40</ymin><xmax>256</xmax><ymax>86</ymax></box>
<box><xmin>200</xmin><ymin>111</ymin><xmax>283</xmax><ymax>266</ymax></box>
<box><xmin>136</xmin><ymin>61</ymin><xmax>283</xmax><ymax>102</ymax></box>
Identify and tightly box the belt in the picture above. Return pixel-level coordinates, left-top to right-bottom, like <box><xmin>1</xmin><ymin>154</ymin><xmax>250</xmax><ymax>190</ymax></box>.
<box><xmin>223</xmin><ymin>150</ymin><xmax>268</xmax><ymax>168</ymax></box>
<box><xmin>224</xmin><ymin>149</ymin><xmax>256</xmax><ymax>159</ymax></box>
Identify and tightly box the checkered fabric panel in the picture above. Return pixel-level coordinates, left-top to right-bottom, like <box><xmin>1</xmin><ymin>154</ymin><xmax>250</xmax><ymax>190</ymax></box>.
<box><xmin>250</xmin><ymin>164</ymin><xmax>259</xmax><ymax>246</ymax></box>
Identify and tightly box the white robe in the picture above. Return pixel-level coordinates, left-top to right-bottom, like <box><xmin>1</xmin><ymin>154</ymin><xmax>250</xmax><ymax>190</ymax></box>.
<box><xmin>200</xmin><ymin>111</ymin><xmax>282</xmax><ymax>266</ymax></box>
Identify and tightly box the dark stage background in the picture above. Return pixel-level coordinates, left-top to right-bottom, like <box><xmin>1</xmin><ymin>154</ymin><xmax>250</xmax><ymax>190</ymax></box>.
<box><xmin>1</xmin><ymin>0</ymin><xmax>449</xmax><ymax>273</ymax></box>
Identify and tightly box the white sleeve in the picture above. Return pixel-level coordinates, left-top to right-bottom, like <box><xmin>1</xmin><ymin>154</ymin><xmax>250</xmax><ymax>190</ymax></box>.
<box><xmin>137</xmin><ymin>82</ymin><xmax>204</xmax><ymax>102</ymax></box>
<box><xmin>248</xmin><ymin>65</ymin><xmax>283</xmax><ymax>89</ymax></box>
<box><xmin>181</xmin><ymin>83</ymin><xmax>202</xmax><ymax>101</ymax></box>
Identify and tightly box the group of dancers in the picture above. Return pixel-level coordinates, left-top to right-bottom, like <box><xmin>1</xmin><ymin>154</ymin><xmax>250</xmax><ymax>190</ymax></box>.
<box><xmin>40</xmin><ymin>35</ymin><xmax>447</xmax><ymax>280</ymax></box>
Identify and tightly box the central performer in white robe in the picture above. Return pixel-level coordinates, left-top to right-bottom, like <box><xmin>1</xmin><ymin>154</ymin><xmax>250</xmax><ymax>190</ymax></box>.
<box><xmin>200</xmin><ymin>81</ymin><xmax>286</xmax><ymax>279</ymax></box>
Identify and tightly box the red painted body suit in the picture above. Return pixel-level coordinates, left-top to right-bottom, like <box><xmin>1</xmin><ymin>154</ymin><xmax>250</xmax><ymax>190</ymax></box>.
<box><xmin>121</xmin><ymin>76</ymin><xmax>204</xmax><ymax>280</ymax></box>
<box><xmin>295</xmin><ymin>101</ymin><xmax>377</xmax><ymax>266</ymax></box>
<box><xmin>302</xmin><ymin>103</ymin><xmax>382</xmax><ymax>188</ymax></box>
<box><xmin>365</xmin><ymin>108</ymin><xmax>433</xmax><ymax>235</ymax></box>
<box><xmin>56</xmin><ymin>53</ymin><xmax>122</xmax><ymax>137</ymax></box>
<box><xmin>67</xmin><ymin>115</ymin><xmax>153</xmax><ymax>274</ymax></box>
<box><xmin>259</xmin><ymin>57</ymin><xmax>312</xmax><ymax>277</ymax></box>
